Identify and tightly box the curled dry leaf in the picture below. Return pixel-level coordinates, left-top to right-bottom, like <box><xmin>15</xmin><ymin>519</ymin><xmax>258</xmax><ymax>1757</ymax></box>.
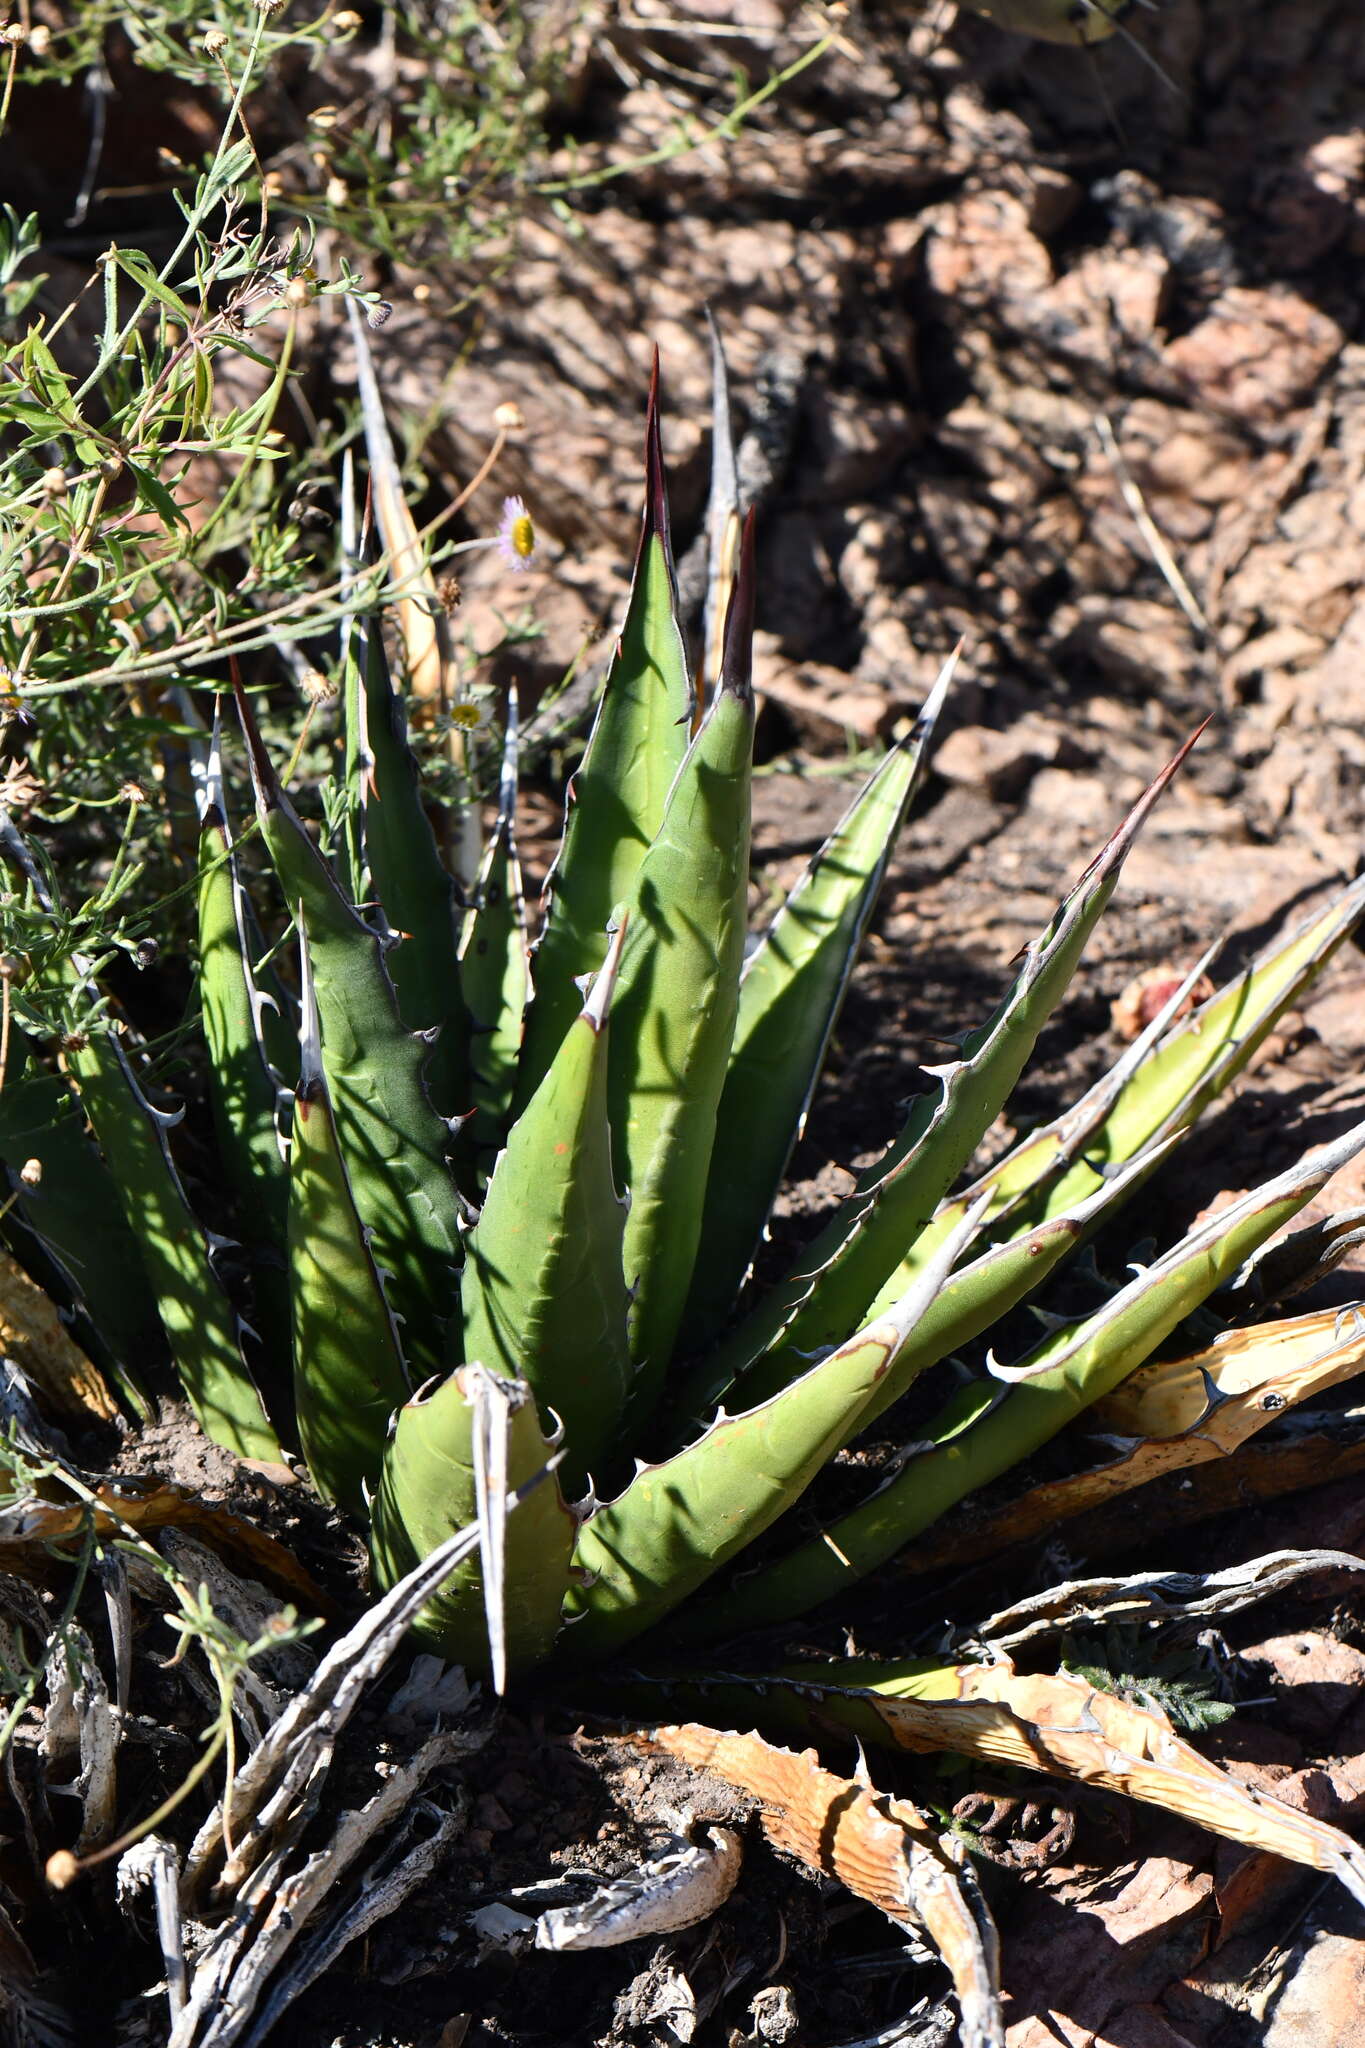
<box><xmin>0</xmin><ymin>1246</ymin><xmax>118</xmax><ymax>1422</ymax></box>
<box><xmin>897</xmin><ymin>1302</ymin><xmax>1365</xmax><ymax>1578</ymax></box>
<box><xmin>534</xmin><ymin>1826</ymin><xmax>743</xmax><ymax>1951</ymax></box>
<box><xmin>972</xmin><ymin>1546</ymin><xmax>1365</xmax><ymax>1654</ymax></box>
<box><xmin>810</xmin><ymin>1657</ymin><xmax>1365</xmax><ymax>1905</ymax></box>
<box><xmin>0</xmin><ymin>1481</ymin><xmax>337</xmax><ymax>1615</ymax></box>
<box><xmin>631</xmin><ymin>1723</ymin><xmax>1002</xmax><ymax>2048</ymax></box>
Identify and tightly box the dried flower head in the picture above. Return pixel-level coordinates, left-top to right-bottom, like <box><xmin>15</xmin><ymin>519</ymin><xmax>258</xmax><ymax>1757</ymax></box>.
<box><xmin>1</xmin><ymin>21</ymin><xmax>28</xmax><ymax>45</ymax></box>
<box><xmin>28</xmin><ymin>23</ymin><xmax>50</xmax><ymax>53</ymax></box>
<box><xmin>300</xmin><ymin>667</ymin><xmax>339</xmax><ymax>706</ymax></box>
<box><xmin>46</xmin><ymin>1851</ymin><xmax>78</xmax><ymax>1892</ymax></box>
<box><xmin>254</xmin><ymin>0</ymin><xmax>287</xmax><ymax>16</ymax></box>
<box><xmin>19</xmin><ymin>1159</ymin><xmax>42</xmax><ymax>1187</ymax></box>
<box><xmin>119</xmin><ymin>780</ymin><xmax>149</xmax><ymax>807</ymax></box>
<box><xmin>497</xmin><ymin>496</ymin><xmax>537</xmax><ymax>573</ymax></box>
<box><xmin>437</xmin><ymin>574</ymin><xmax>462</xmax><ymax>616</ymax></box>
<box><xmin>325</xmin><ymin>175</ymin><xmax>349</xmax><ymax>209</ymax></box>
<box><xmin>493</xmin><ymin>400</ymin><xmax>525</xmax><ymax>432</ymax></box>
<box><xmin>284</xmin><ymin>275</ymin><xmax>313</xmax><ymax>309</ymax></box>
<box><xmin>202</xmin><ymin>27</ymin><xmax>229</xmax><ymax>55</ymax></box>
<box><xmin>40</xmin><ymin>467</ymin><xmax>67</xmax><ymax>499</ymax></box>
<box><xmin>333</xmin><ymin>8</ymin><xmax>362</xmax><ymax>29</ymax></box>
<box><xmin>0</xmin><ymin>761</ymin><xmax>43</xmax><ymax>814</ymax></box>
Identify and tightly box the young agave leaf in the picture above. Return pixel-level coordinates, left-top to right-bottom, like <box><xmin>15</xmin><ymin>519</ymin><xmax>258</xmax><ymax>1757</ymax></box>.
<box><xmin>196</xmin><ymin>714</ymin><xmax>293</xmax><ymax>1372</ymax></box>
<box><xmin>994</xmin><ymin>871</ymin><xmax>1365</xmax><ymax>1237</ymax></box>
<box><xmin>565</xmin><ymin>1187</ymin><xmax>987</xmax><ymax>1656</ymax></box>
<box><xmin>707</xmin><ymin>731</ymin><xmax>1204</xmax><ymax>1400</ymax></box>
<box><xmin>458</xmin><ymin>692</ymin><xmax>529</xmax><ymax>1157</ymax></box>
<box><xmin>234</xmin><ymin>680</ymin><xmax>463</xmax><ymax>1383</ymax></box>
<box><xmin>679</xmin><ymin>646</ymin><xmax>959</xmax><ymax>1355</ymax></box>
<box><xmin>458</xmin><ymin>923</ymin><xmax>631</xmax><ymax>1493</ymax></box>
<box><xmin>838</xmin><ymin>873</ymin><xmax>1365</xmax><ymax>1359</ymax></box>
<box><xmin>676</xmin><ymin>1138</ymin><xmax>1169</xmax><ymax>1433</ymax></box>
<box><xmin>370</xmin><ymin>1363</ymin><xmax>576</xmax><ymax>1683</ymax></box>
<box><xmin>697</xmin><ymin>308</ymin><xmax>741</xmax><ymax>707</ymax></box>
<box><xmin>346</xmin><ymin>299</ymin><xmax>481</xmax><ymax>890</ymax></box>
<box><xmin>64</xmin><ymin>1024</ymin><xmax>280</xmax><ymax>1463</ymax></box>
<box><xmin>516</xmin><ymin>358</ymin><xmax>693</xmax><ymax>1103</ymax></box>
<box><xmin>635</xmin><ymin>1722</ymin><xmax>1002</xmax><ymax>2048</ymax></box>
<box><xmin>289</xmin><ymin>931</ymin><xmax>410</xmax><ymax>1518</ymax></box>
<box><xmin>343</xmin><ymin>577</ymin><xmax>471</xmax><ymax>1127</ymax></box>
<box><xmin>673</xmin><ymin>1116</ymin><xmax>1365</xmax><ymax>1641</ymax></box>
<box><xmin>607</xmin><ymin>514</ymin><xmax>756</xmax><ymax>1390</ymax></box>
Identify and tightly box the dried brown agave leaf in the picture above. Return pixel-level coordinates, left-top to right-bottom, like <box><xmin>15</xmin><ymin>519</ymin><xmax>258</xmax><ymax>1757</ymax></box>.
<box><xmin>634</xmin><ymin>1722</ymin><xmax>1002</xmax><ymax>2048</ymax></box>
<box><xmin>898</xmin><ymin>1304</ymin><xmax>1365</xmax><ymax>1578</ymax></box>
<box><xmin>0</xmin><ymin>1483</ymin><xmax>335</xmax><ymax>1615</ymax></box>
<box><xmin>830</xmin><ymin>1658</ymin><xmax>1365</xmax><ymax>1904</ymax></box>
<box><xmin>0</xmin><ymin>1247</ymin><xmax>119</xmax><ymax>1423</ymax></box>
<box><xmin>1094</xmin><ymin>1302</ymin><xmax>1365</xmax><ymax>1437</ymax></box>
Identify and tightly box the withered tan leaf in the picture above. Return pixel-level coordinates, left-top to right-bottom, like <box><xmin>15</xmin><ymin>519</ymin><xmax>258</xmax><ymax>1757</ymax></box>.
<box><xmin>634</xmin><ymin>1722</ymin><xmax>1002</xmax><ymax>2048</ymax></box>
<box><xmin>0</xmin><ymin>1483</ymin><xmax>336</xmax><ymax>1614</ymax></box>
<box><xmin>0</xmin><ymin>1247</ymin><xmax>119</xmax><ymax>1422</ymax></box>
<box><xmin>829</xmin><ymin>1658</ymin><xmax>1365</xmax><ymax>1905</ymax></box>
<box><xmin>897</xmin><ymin>1304</ymin><xmax>1365</xmax><ymax>1577</ymax></box>
<box><xmin>1094</xmin><ymin>1303</ymin><xmax>1365</xmax><ymax>1438</ymax></box>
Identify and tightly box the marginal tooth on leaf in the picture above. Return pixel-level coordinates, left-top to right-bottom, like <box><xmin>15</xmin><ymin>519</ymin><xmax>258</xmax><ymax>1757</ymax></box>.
<box><xmin>582</xmin><ymin>914</ymin><xmax>629</xmax><ymax>1032</ymax></box>
<box><xmin>1027</xmin><ymin>1306</ymin><xmax>1076</xmax><ymax>1333</ymax></box>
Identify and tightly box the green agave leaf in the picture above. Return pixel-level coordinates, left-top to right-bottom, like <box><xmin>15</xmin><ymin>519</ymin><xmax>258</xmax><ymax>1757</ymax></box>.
<box><xmin>0</xmin><ymin>1035</ymin><xmax>160</xmax><ymax>1412</ymax></box>
<box><xmin>680</xmin><ymin>646</ymin><xmax>959</xmax><ymax>1355</ymax></box>
<box><xmin>676</xmin><ymin>1135</ymin><xmax>1169</xmax><ymax>1437</ymax></box>
<box><xmin>608</xmin><ymin>513</ymin><xmax>756</xmax><ymax>1395</ymax></box>
<box><xmin>515</xmin><ymin>356</ymin><xmax>693</xmax><ymax>1104</ymax></box>
<box><xmin>697</xmin><ymin>307</ymin><xmax>741</xmax><ymax>703</ymax></box>
<box><xmin>234</xmin><ymin>678</ymin><xmax>463</xmax><ymax>1383</ymax></box>
<box><xmin>197</xmin><ymin>712</ymin><xmax>293</xmax><ymax>1375</ymax></box>
<box><xmin>66</xmin><ymin>1020</ymin><xmax>280</xmax><ymax>1462</ymax></box>
<box><xmin>458</xmin><ymin>691</ymin><xmax>529</xmax><ymax>1160</ymax></box>
<box><xmin>849</xmin><ymin>869</ymin><xmax>1365</xmax><ymax>1346</ymax></box>
<box><xmin>563</xmin><ymin>1188</ymin><xmax>988</xmax><ymax>1658</ymax></box>
<box><xmin>347</xmin><ymin>297</ymin><xmax>482</xmax><ymax>890</ymax></box>
<box><xmin>370</xmin><ymin>1362</ymin><xmax>576</xmax><ymax>1686</ymax></box>
<box><xmin>0</xmin><ymin>805</ymin><xmax>269</xmax><ymax>1447</ymax></box>
<box><xmin>704</xmin><ymin>729</ymin><xmax>1205</xmax><ymax>1403</ymax></box>
<box><xmin>341</xmin><ymin>522</ymin><xmax>470</xmax><ymax>1127</ymax></box>
<box><xmin>672</xmin><ymin>1116</ymin><xmax>1365</xmax><ymax>1642</ymax></box>
<box><xmin>334</xmin><ymin>447</ymin><xmax>368</xmax><ymax>904</ymax></box>
<box><xmin>289</xmin><ymin>929</ymin><xmax>410</xmax><ymax>1518</ymax></box>
<box><xmin>459</xmin><ymin>922</ymin><xmax>631</xmax><ymax>1494</ymax></box>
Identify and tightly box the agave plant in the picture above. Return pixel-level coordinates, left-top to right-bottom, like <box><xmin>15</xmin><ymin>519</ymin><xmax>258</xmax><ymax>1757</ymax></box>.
<box><xmin>6</xmin><ymin>353</ymin><xmax>1365</xmax><ymax>1774</ymax></box>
